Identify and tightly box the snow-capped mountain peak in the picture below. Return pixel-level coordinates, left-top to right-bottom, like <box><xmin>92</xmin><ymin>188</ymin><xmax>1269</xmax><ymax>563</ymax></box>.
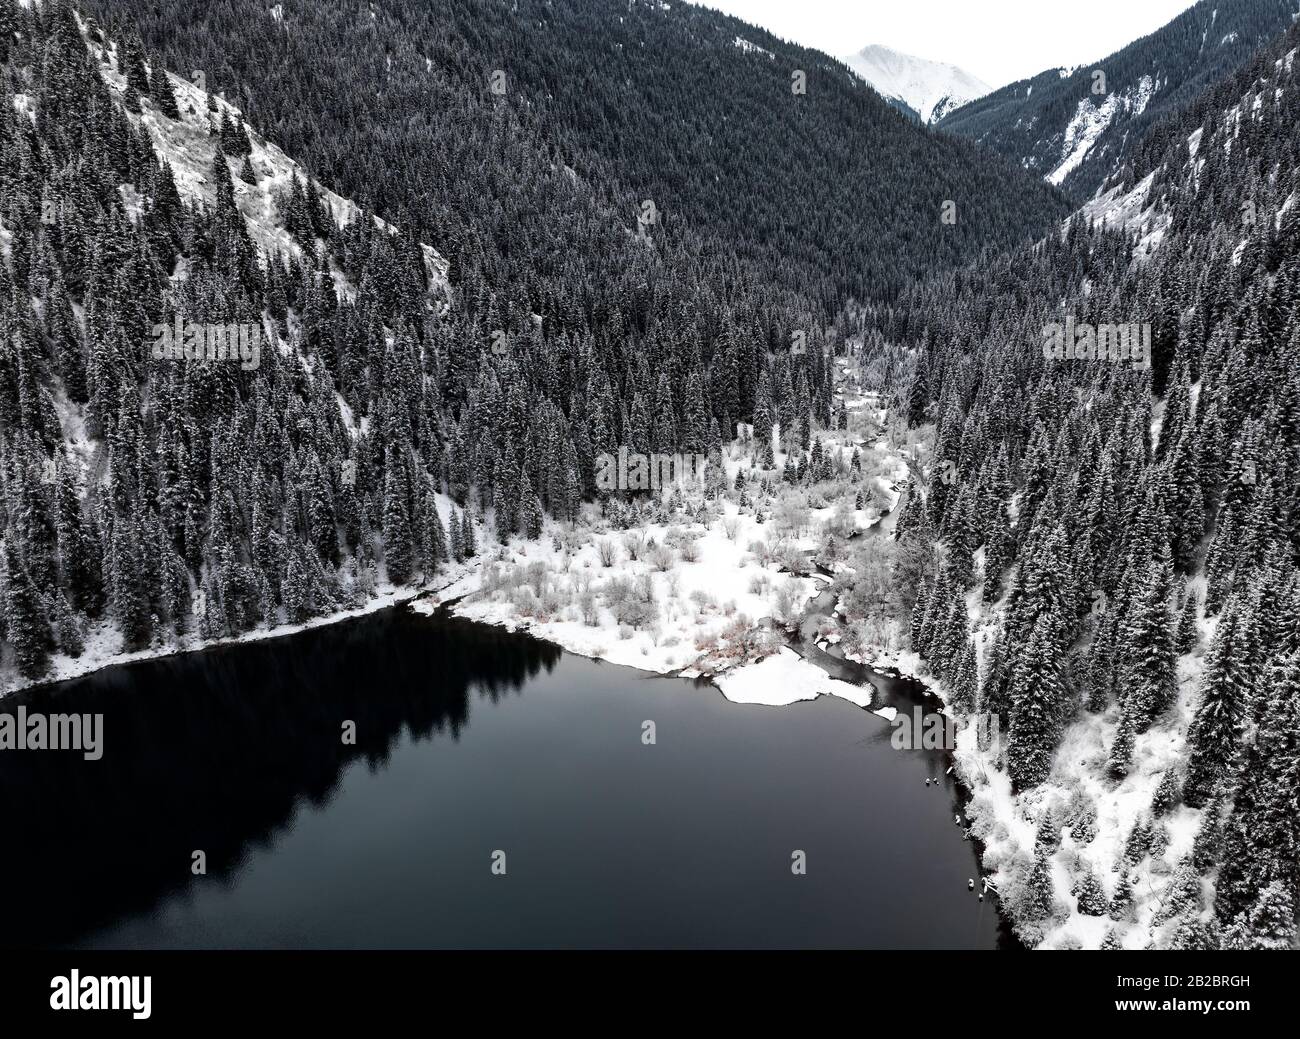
<box><xmin>841</xmin><ymin>43</ymin><xmax>991</xmax><ymax>123</ymax></box>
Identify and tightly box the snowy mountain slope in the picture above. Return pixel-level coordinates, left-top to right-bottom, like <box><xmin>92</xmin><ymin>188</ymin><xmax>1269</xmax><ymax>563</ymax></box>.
<box><xmin>937</xmin><ymin>0</ymin><xmax>1300</xmax><ymax>198</ymax></box>
<box><xmin>0</xmin><ymin>12</ymin><xmax>470</xmax><ymax>697</ymax></box>
<box><xmin>897</xmin><ymin>22</ymin><xmax>1300</xmax><ymax>950</ymax></box>
<box><xmin>89</xmin><ymin>0</ymin><xmax>1073</xmax><ymax>308</ymax></box>
<box><xmin>81</xmin><ymin>16</ymin><xmax>450</xmax><ymax>304</ymax></box>
<box><xmin>1046</xmin><ymin>75</ymin><xmax>1156</xmax><ymax>187</ymax></box>
<box><xmin>1072</xmin><ymin>39</ymin><xmax>1300</xmax><ymax>258</ymax></box>
<box><xmin>841</xmin><ymin>44</ymin><xmax>990</xmax><ymax>124</ymax></box>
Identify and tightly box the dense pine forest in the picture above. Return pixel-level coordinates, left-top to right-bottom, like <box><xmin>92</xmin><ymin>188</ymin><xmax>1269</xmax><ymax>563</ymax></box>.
<box><xmin>85</xmin><ymin>0</ymin><xmax>1070</xmax><ymax>309</ymax></box>
<box><xmin>1</xmin><ymin>0</ymin><xmax>1298</xmax><ymax>951</ymax></box>
<box><xmin>0</xmin><ymin>0</ymin><xmax>466</xmax><ymax>677</ymax></box>
<box><xmin>879</xmin><ymin>21</ymin><xmax>1300</xmax><ymax>947</ymax></box>
<box><xmin>0</xmin><ymin>0</ymin><xmax>1067</xmax><ymax>684</ymax></box>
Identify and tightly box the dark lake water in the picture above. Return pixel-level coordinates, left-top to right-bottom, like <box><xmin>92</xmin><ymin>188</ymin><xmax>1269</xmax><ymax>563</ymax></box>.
<box><xmin>0</xmin><ymin>605</ymin><xmax>1010</xmax><ymax>949</ymax></box>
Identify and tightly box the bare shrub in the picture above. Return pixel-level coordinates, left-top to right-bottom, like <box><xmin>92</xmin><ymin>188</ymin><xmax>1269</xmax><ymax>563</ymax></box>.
<box><xmin>524</xmin><ymin>560</ymin><xmax>549</xmax><ymax>598</ymax></box>
<box><xmin>774</xmin><ymin>541</ymin><xmax>810</xmax><ymax>575</ymax></box>
<box><xmin>749</xmin><ymin>536</ymin><xmax>785</xmax><ymax>567</ymax></box>
<box><xmin>597</xmin><ymin>538</ymin><xmax>618</xmax><ymax>567</ymax></box>
<box><xmin>689</xmin><ymin>589</ymin><xmax>718</xmax><ymax>613</ymax></box>
<box><xmin>604</xmin><ymin>575</ymin><xmax>632</xmax><ymax>608</ymax></box>
<box><xmin>702</xmin><ymin>614</ymin><xmax>781</xmax><ymax>667</ymax></box>
<box><xmin>772</xmin><ymin>494</ymin><xmax>812</xmax><ymax>538</ymax></box>
<box><xmin>513</xmin><ymin>585</ymin><xmax>540</xmax><ymax>618</ymax></box>
<box><xmin>771</xmin><ymin>579</ymin><xmax>806</xmax><ymax>629</ymax></box>
<box><xmin>828</xmin><ymin>496</ymin><xmax>856</xmax><ymax>537</ymax></box>
<box><xmin>539</xmin><ymin>586</ymin><xmax>564</xmax><ymax>620</ymax></box>
<box><xmin>647</xmin><ymin>544</ymin><xmax>676</xmax><ymax>572</ymax></box>
<box><xmin>611</xmin><ymin>573</ymin><xmax>657</xmax><ymax>627</ymax></box>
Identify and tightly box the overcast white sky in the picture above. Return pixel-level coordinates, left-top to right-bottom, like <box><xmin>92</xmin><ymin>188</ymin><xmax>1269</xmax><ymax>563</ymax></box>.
<box><xmin>691</xmin><ymin>0</ymin><xmax>1200</xmax><ymax>89</ymax></box>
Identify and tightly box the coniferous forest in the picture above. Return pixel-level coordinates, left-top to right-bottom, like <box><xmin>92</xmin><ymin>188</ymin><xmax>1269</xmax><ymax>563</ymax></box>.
<box><xmin>1</xmin><ymin>0</ymin><xmax>1298</xmax><ymax>962</ymax></box>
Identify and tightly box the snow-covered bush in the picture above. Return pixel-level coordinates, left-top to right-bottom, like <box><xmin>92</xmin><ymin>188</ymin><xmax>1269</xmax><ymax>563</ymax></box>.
<box><xmin>597</xmin><ymin>538</ymin><xmax>618</xmax><ymax>567</ymax></box>
<box><xmin>771</xmin><ymin>579</ymin><xmax>805</xmax><ymax>629</ymax></box>
<box><xmin>609</xmin><ymin>573</ymin><xmax>657</xmax><ymax>627</ymax></box>
<box><xmin>578</xmin><ymin>588</ymin><xmax>600</xmax><ymax>626</ymax></box>
<box><xmin>540</xmin><ymin>586</ymin><xmax>565</xmax><ymax>620</ymax></box>
<box><xmin>647</xmin><ymin>544</ymin><xmax>676</xmax><ymax>572</ymax></box>
<box><xmin>689</xmin><ymin>589</ymin><xmax>718</xmax><ymax>615</ymax></box>
<box><xmin>771</xmin><ymin>494</ymin><xmax>812</xmax><ymax>537</ymax></box>
<box><xmin>773</xmin><ymin>540</ymin><xmax>809</xmax><ymax>575</ymax></box>
<box><xmin>827</xmin><ymin>496</ymin><xmax>856</xmax><ymax>537</ymax></box>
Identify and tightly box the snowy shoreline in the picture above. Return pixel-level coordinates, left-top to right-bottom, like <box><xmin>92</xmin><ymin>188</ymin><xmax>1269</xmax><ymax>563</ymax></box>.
<box><xmin>0</xmin><ymin>568</ymin><xmax>475</xmax><ymax>700</ymax></box>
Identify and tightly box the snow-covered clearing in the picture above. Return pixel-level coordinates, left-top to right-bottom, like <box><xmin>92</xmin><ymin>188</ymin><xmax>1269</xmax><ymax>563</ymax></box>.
<box><xmin>419</xmin><ymin>362</ymin><xmax>910</xmax><ymax>714</ymax></box>
<box><xmin>434</xmin><ymin>439</ymin><xmax>901</xmax><ymax>674</ymax></box>
<box><xmin>734</xmin><ymin>37</ymin><xmax>775</xmax><ymax>61</ymax></box>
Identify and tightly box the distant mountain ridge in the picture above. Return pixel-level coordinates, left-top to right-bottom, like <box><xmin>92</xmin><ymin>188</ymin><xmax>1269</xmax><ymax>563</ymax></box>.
<box><xmin>935</xmin><ymin>0</ymin><xmax>1300</xmax><ymax>198</ymax></box>
<box><xmin>89</xmin><ymin>0</ymin><xmax>1071</xmax><ymax>307</ymax></box>
<box><xmin>841</xmin><ymin>43</ymin><xmax>991</xmax><ymax>123</ymax></box>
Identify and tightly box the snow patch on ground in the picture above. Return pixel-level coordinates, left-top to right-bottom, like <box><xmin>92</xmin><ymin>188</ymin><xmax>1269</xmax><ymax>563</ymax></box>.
<box><xmin>1047</xmin><ymin>76</ymin><xmax>1155</xmax><ymax>187</ymax></box>
<box><xmin>11</xmin><ymin>92</ymin><xmax>36</xmax><ymax>125</ymax></box>
<box><xmin>1073</xmin><ymin>169</ymin><xmax>1170</xmax><ymax>258</ymax></box>
<box><xmin>82</xmin><ymin>20</ymin><xmax>450</xmax><ymax>302</ymax></box>
<box><xmin>734</xmin><ymin>37</ymin><xmax>774</xmax><ymax>60</ymax></box>
<box><xmin>716</xmin><ymin>647</ymin><xmax>871</xmax><ymax>708</ymax></box>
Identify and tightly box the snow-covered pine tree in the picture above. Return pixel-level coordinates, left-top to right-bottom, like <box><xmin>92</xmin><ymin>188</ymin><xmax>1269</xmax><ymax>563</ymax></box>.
<box><xmin>1121</xmin><ymin>555</ymin><xmax>1178</xmax><ymax>731</ymax></box>
<box><xmin>1007</xmin><ymin>613</ymin><xmax>1066</xmax><ymax>789</ymax></box>
<box><xmin>1213</xmin><ymin>651</ymin><xmax>1300</xmax><ymax>926</ymax></box>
